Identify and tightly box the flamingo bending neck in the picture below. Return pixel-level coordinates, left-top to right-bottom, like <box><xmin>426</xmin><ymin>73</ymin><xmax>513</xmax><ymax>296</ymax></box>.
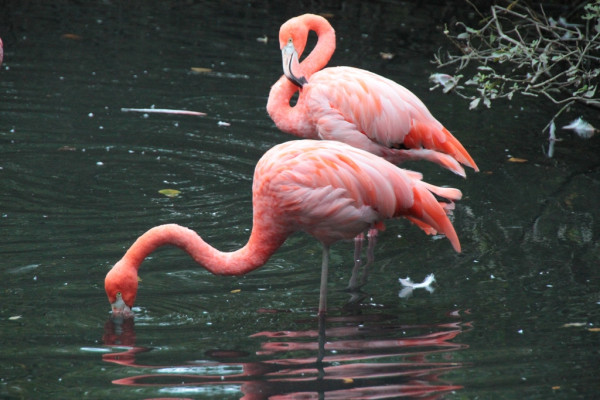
<box><xmin>266</xmin><ymin>76</ymin><xmax>315</xmax><ymax>139</ymax></box>
<box><xmin>116</xmin><ymin>224</ymin><xmax>286</xmax><ymax>275</ymax></box>
<box><xmin>267</xmin><ymin>14</ymin><xmax>336</xmax><ymax>139</ymax></box>
<box><xmin>279</xmin><ymin>14</ymin><xmax>335</xmax><ymax>79</ymax></box>
<box><xmin>105</xmin><ymin>223</ymin><xmax>288</xmax><ymax>310</ymax></box>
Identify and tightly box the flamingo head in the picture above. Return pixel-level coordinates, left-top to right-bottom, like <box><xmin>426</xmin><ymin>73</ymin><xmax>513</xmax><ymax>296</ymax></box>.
<box><xmin>279</xmin><ymin>16</ymin><xmax>311</xmax><ymax>87</ymax></box>
<box><xmin>278</xmin><ymin>14</ymin><xmax>334</xmax><ymax>86</ymax></box>
<box><xmin>279</xmin><ymin>15</ymin><xmax>310</xmax><ymax>57</ymax></box>
<box><xmin>104</xmin><ymin>259</ymin><xmax>138</xmax><ymax>318</ymax></box>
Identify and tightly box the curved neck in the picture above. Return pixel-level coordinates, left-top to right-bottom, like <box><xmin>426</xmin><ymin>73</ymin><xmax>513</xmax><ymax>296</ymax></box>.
<box><xmin>266</xmin><ymin>75</ymin><xmax>316</xmax><ymax>138</ymax></box>
<box><xmin>298</xmin><ymin>15</ymin><xmax>335</xmax><ymax>78</ymax></box>
<box><xmin>120</xmin><ymin>222</ymin><xmax>287</xmax><ymax>276</ymax></box>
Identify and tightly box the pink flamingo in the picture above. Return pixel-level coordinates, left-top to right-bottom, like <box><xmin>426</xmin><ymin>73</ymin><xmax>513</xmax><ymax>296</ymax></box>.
<box><xmin>267</xmin><ymin>14</ymin><xmax>478</xmax><ymax>178</ymax></box>
<box><xmin>105</xmin><ymin>140</ymin><xmax>462</xmax><ymax>317</ymax></box>
<box><xmin>0</xmin><ymin>38</ymin><xmax>3</xmax><ymax>66</ymax></box>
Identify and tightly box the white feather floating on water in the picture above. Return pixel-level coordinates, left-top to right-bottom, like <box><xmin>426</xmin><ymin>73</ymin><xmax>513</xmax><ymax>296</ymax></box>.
<box><xmin>562</xmin><ymin>117</ymin><xmax>597</xmax><ymax>139</ymax></box>
<box><xmin>398</xmin><ymin>273</ymin><xmax>436</xmax><ymax>298</ymax></box>
<box><xmin>121</xmin><ymin>107</ymin><xmax>206</xmax><ymax>116</ymax></box>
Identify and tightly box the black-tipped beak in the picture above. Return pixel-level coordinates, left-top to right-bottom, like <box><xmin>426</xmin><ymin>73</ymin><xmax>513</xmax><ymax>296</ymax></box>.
<box><xmin>282</xmin><ymin>41</ymin><xmax>308</xmax><ymax>88</ymax></box>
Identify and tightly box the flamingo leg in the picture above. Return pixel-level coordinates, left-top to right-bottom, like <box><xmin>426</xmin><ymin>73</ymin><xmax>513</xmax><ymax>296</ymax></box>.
<box><xmin>347</xmin><ymin>229</ymin><xmax>378</xmax><ymax>290</ymax></box>
<box><xmin>361</xmin><ymin>229</ymin><xmax>378</xmax><ymax>285</ymax></box>
<box><xmin>318</xmin><ymin>245</ymin><xmax>330</xmax><ymax>366</ymax></box>
<box><xmin>317</xmin><ymin>312</ymin><xmax>327</xmax><ymax>365</ymax></box>
<box><xmin>318</xmin><ymin>245</ymin><xmax>330</xmax><ymax>315</ymax></box>
<box><xmin>347</xmin><ymin>233</ymin><xmax>365</xmax><ymax>290</ymax></box>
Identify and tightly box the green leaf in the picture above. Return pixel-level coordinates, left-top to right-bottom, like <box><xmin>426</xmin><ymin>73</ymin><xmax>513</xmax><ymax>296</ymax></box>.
<box><xmin>159</xmin><ymin>189</ymin><xmax>181</xmax><ymax>198</ymax></box>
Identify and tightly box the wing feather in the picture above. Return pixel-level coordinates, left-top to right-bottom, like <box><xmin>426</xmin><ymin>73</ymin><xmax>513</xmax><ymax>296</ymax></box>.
<box><xmin>301</xmin><ymin>67</ymin><xmax>478</xmax><ymax>172</ymax></box>
<box><xmin>255</xmin><ymin>140</ymin><xmax>460</xmax><ymax>249</ymax></box>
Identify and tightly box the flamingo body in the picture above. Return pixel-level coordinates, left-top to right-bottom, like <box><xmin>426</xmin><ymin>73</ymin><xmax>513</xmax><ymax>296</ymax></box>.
<box><xmin>105</xmin><ymin>140</ymin><xmax>462</xmax><ymax>316</ymax></box>
<box><xmin>267</xmin><ymin>14</ymin><xmax>478</xmax><ymax>176</ymax></box>
<box><xmin>254</xmin><ymin>140</ymin><xmax>460</xmax><ymax>247</ymax></box>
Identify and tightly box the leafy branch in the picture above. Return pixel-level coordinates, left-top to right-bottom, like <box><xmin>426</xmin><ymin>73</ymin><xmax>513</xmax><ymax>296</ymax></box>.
<box><xmin>429</xmin><ymin>1</ymin><xmax>600</xmax><ymax>154</ymax></box>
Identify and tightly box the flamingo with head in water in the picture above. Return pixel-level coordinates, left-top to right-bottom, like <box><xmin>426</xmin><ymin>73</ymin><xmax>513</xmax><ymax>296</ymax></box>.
<box><xmin>267</xmin><ymin>14</ymin><xmax>478</xmax><ymax>177</ymax></box>
<box><xmin>105</xmin><ymin>140</ymin><xmax>462</xmax><ymax>317</ymax></box>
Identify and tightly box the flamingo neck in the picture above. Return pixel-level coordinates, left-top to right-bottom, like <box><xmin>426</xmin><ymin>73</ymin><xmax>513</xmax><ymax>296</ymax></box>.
<box><xmin>297</xmin><ymin>14</ymin><xmax>335</xmax><ymax>78</ymax></box>
<box><xmin>118</xmin><ymin>222</ymin><xmax>287</xmax><ymax>276</ymax></box>
<box><xmin>266</xmin><ymin>75</ymin><xmax>317</xmax><ymax>138</ymax></box>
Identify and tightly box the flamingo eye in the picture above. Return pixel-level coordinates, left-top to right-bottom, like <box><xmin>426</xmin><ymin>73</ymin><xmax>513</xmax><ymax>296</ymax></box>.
<box><xmin>116</xmin><ymin>291</ymin><xmax>122</xmax><ymax>297</ymax></box>
<box><xmin>287</xmin><ymin>38</ymin><xmax>293</xmax><ymax>44</ymax></box>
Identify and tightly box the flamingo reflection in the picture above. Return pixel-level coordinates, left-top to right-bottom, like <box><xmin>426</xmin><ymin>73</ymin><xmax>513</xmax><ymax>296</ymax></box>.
<box><xmin>103</xmin><ymin>308</ymin><xmax>470</xmax><ymax>399</ymax></box>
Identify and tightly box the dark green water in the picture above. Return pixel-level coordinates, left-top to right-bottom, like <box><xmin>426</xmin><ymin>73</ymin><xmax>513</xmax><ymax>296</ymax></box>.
<box><xmin>1</xmin><ymin>1</ymin><xmax>599</xmax><ymax>399</ymax></box>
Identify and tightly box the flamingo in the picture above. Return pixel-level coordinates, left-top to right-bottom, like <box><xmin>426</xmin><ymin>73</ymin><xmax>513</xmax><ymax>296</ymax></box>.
<box><xmin>105</xmin><ymin>140</ymin><xmax>462</xmax><ymax>317</ymax></box>
<box><xmin>267</xmin><ymin>14</ymin><xmax>478</xmax><ymax>178</ymax></box>
<box><xmin>0</xmin><ymin>38</ymin><xmax>3</xmax><ymax>66</ymax></box>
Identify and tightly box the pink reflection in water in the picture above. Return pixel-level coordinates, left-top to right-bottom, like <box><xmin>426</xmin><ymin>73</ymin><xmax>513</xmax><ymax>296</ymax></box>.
<box><xmin>103</xmin><ymin>309</ymin><xmax>470</xmax><ymax>399</ymax></box>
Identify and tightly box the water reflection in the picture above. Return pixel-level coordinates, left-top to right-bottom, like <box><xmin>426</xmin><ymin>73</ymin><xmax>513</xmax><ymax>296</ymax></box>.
<box><xmin>103</xmin><ymin>307</ymin><xmax>469</xmax><ymax>399</ymax></box>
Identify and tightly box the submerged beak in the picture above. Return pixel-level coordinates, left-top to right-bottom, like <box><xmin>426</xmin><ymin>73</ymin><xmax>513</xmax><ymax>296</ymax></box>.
<box><xmin>110</xmin><ymin>293</ymin><xmax>134</xmax><ymax>318</ymax></box>
<box><xmin>282</xmin><ymin>40</ymin><xmax>307</xmax><ymax>88</ymax></box>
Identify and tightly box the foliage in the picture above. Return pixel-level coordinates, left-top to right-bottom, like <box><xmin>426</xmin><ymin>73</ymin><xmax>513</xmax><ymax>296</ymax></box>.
<box><xmin>430</xmin><ymin>1</ymin><xmax>600</xmax><ymax>154</ymax></box>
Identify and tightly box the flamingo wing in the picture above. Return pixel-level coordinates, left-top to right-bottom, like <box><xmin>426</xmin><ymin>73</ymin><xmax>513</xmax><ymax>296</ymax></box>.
<box><xmin>254</xmin><ymin>140</ymin><xmax>461</xmax><ymax>250</ymax></box>
<box><xmin>302</xmin><ymin>67</ymin><xmax>478</xmax><ymax>174</ymax></box>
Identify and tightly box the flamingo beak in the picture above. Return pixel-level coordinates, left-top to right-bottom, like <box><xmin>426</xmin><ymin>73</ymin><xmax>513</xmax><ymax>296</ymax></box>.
<box><xmin>282</xmin><ymin>40</ymin><xmax>307</xmax><ymax>88</ymax></box>
<box><xmin>110</xmin><ymin>292</ymin><xmax>134</xmax><ymax>318</ymax></box>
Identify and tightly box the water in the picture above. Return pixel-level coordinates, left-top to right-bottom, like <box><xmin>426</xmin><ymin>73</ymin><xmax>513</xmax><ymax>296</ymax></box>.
<box><xmin>1</xmin><ymin>1</ymin><xmax>599</xmax><ymax>399</ymax></box>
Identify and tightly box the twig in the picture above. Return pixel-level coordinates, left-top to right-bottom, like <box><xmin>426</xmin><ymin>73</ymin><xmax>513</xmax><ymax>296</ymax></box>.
<box><xmin>430</xmin><ymin>0</ymin><xmax>599</xmax><ymax>148</ymax></box>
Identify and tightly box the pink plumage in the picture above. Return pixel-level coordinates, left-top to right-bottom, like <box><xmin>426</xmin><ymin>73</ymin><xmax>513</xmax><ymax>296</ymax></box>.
<box><xmin>254</xmin><ymin>140</ymin><xmax>461</xmax><ymax>249</ymax></box>
<box><xmin>105</xmin><ymin>140</ymin><xmax>461</xmax><ymax>316</ymax></box>
<box><xmin>267</xmin><ymin>14</ymin><xmax>478</xmax><ymax>177</ymax></box>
